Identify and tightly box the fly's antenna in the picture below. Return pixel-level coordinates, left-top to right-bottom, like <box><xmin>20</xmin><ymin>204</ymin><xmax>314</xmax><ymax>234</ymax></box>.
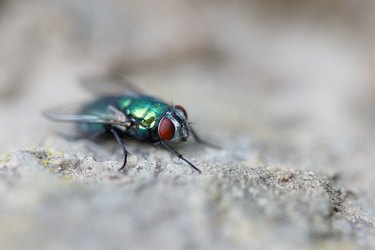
<box><xmin>159</xmin><ymin>141</ymin><xmax>202</xmax><ymax>174</ymax></box>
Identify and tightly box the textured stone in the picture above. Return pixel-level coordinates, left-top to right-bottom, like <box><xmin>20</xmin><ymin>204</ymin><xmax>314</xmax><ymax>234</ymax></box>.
<box><xmin>1</xmin><ymin>1</ymin><xmax>375</xmax><ymax>249</ymax></box>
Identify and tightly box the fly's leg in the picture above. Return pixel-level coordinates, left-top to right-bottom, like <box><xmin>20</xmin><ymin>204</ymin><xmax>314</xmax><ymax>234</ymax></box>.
<box><xmin>189</xmin><ymin>126</ymin><xmax>221</xmax><ymax>150</ymax></box>
<box><xmin>115</xmin><ymin>74</ymin><xmax>145</xmax><ymax>95</ymax></box>
<box><xmin>159</xmin><ymin>140</ymin><xmax>201</xmax><ymax>174</ymax></box>
<box><xmin>80</xmin><ymin>74</ymin><xmax>144</xmax><ymax>97</ymax></box>
<box><xmin>109</xmin><ymin>127</ymin><xmax>129</xmax><ymax>171</ymax></box>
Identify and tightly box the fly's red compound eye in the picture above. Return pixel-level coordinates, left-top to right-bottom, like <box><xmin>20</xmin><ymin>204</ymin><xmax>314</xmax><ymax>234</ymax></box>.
<box><xmin>158</xmin><ymin>117</ymin><xmax>175</xmax><ymax>141</ymax></box>
<box><xmin>175</xmin><ymin>105</ymin><xmax>188</xmax><ymax>119</ymax></box>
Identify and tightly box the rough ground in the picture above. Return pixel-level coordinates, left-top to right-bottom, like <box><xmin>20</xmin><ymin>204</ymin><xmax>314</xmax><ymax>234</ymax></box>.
<box><xmin>1</xmin><ymin>1</ymin><xmax>375</xmax><ymax>249</ymax></box>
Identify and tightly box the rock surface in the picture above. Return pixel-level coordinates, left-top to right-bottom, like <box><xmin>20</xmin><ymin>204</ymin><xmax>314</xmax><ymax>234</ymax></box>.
<box><xmin>1</xmin><ymin>1</ymin><xmax>375</xmax><ymax>249</ymax></box>
<box><xmin>1</xmin><ymin>145</ymin><xmax>374</xmax><ymax>250</ymax></box>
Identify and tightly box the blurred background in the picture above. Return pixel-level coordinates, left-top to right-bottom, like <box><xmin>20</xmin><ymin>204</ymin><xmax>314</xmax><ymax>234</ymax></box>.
<box><xmin>2</xmin><ymin>0</ymin><xmax>375</xmax><ymax>187</ymax></box>
<box><xmin>1</xmin><ymin>0</ymin><xmax>375</xmax><ymax>249</ymax></box>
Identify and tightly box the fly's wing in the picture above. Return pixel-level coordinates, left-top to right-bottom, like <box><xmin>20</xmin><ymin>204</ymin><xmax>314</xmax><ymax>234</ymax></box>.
<box><xmin>43</xmin><ymin>104</ymin><xmax>129</xmax><ymax>127</ymax></box>
<box><xmin>80</xmin><ymin>74</ymin><xmax>145</xmax><ymax>97</ymax></box>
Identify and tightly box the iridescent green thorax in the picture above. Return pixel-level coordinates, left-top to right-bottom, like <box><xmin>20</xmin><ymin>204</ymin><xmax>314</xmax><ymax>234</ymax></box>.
<box><xmin>119</xmin><ymin>95</ymin><xmax>169</xmax><ymax>138</ymax></box>
<box><xmin>119</xmin><ymin>96</ymin><xmax>169</xmax><ymax>129</ymax></box>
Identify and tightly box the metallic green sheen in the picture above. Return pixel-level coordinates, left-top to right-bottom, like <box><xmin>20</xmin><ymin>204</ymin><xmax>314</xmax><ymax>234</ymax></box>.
<box><xmin>120</xmin><ymin>96</ymin><xmax>169</xmax><ymax>139</ymax></box>
<box><xmin>79</xmin><ymin>95</ymin><xmax>170</xmax><ymax>140</ymax></box>
<box><xmin>121</xmin><ymin>96</ymin><xmax>169</xmax><ymax>128</ymax></box>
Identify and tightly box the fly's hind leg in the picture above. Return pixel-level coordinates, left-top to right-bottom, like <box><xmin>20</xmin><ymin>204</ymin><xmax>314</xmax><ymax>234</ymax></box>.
<box><xmin>109</xmin><ymin>127</ymin><xmax>129</xmax><ymax>171</ymax></box>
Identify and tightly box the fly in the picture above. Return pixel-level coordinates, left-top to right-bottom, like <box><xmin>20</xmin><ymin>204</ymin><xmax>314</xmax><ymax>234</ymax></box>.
<box><xmin>43</xmin><ymin>75</ymin><xmax>219</xmax><ymax>173</ymax></box>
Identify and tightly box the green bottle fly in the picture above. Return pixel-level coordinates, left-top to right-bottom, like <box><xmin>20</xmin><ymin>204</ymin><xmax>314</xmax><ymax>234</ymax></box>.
<box><xmin>44</xmin><ymin>79</ymin><xmax>218</xmax><ymax>173</ymax></box>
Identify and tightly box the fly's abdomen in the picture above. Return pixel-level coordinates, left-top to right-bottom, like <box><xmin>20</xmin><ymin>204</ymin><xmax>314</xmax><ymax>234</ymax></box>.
<box><xmin>78</xmin><ymin>96</ymin><xmax>122</xmax><ymax>135</ymax></box>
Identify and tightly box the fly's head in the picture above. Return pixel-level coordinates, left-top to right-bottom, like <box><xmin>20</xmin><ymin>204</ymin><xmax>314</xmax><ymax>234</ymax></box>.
<box><xmin>158</xmin><ymin>105</ymin><xmax>190</xmax><ymax>143</ymax></box>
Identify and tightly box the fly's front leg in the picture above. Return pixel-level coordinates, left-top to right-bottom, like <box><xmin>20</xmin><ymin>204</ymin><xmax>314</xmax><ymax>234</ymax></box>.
<box><xmin>109</xmin><ymin>126</ymin><xmax>129</xmax><ymax>171</ymax></box>
<box><xmin>158</xmin><ymin>140</ymin><xmax>202</xmax><ymax>174</ymax></box>
<box><xmin>189</xmin><ymin>126</ymin><xmax>221</xmax><ymax>150</ymax></box>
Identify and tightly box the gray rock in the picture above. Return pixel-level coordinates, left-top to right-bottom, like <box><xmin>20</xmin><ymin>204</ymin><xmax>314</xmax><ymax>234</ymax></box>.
<box><xmin>0</xmin><ymin>144</ymin><xmax>373</xmax><ymax>250</ymax></box>
<box><xmin>1</xmin><ymin>1</ymin><xmax>375</xmax><ymax>249</ymax></box>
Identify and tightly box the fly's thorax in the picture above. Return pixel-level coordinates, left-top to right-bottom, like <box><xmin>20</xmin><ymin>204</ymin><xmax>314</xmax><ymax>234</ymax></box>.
<box><xmin>118</xmin><ymin>95</ymin><xmax>170</xmax><ymax>139</ymax></box>
<box><xmin>158</xmin><ymin>106</ymin><xmax>190</xmax><ymax>143</ymax></box>
<box><xmin>115</xmin><ymin>96</ymin><xmax>190</xmax><ymax>142</ymax></box>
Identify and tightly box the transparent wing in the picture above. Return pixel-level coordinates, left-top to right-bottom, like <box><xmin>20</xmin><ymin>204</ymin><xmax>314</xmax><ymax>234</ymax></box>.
<box><xmin>80</xmin><ymin>74</ymin><xmax>145</xmax><ymax>96</ymax></box>
<box><xmin>43</xmin><ymin>103</ymin><xmax>129</xmax><ymax>126</ymax></box>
